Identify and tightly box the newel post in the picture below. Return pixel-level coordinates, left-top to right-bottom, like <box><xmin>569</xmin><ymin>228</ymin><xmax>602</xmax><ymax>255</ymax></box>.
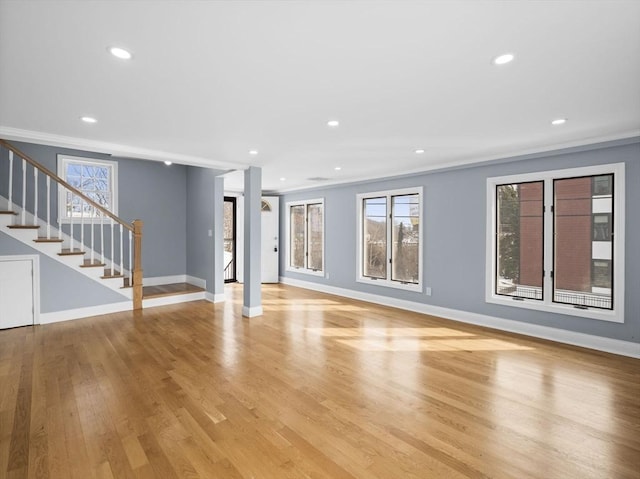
<box><xmin>132</xmin><ymin>219</ymin><xmax>143</xmax><ymax>310</ymax></box>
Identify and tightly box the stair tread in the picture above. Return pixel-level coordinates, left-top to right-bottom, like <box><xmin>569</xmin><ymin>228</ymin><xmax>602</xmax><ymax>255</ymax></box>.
<box><xmin>80</xmin><ymin>259</ymin><xmax>106</xmax><ymax>268</ymax></box>
<box><xmin>7</xmin><ymin>224</ymin><xmax>40</xmax><ymax>229</ymax></box>
<box><xmin>102</xmin><ymin>272</ymin><xmax>124</xmax><ymax>279</ymax></box>
<box><xmin>58</xmin><ymin>248</ymin><xmax>85</xmax><ymax>256</ymax></box>
<box><xmin>34</xmin><ymin>238</ymin><xmax>64</xmax><ymax>243</ymax></box>
<box><xmin>0</xmin><ymin>211</ymin><xmax>18</xmax><ymax>215</ymax></box>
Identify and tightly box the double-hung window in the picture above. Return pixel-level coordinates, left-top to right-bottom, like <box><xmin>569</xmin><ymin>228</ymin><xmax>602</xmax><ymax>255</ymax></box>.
<box><xmin>357</xmin><ymin>187</ymin><xmax>423</xmax><ymax>292</ymax></box>
<box><xmin>286</xmin><ymin>199</ymin><xmax>324</xmax><ymax>275</ymax></box>
<box><xmin>57</xmin><ymin>155</ymin><xmax>118</xmax><ymax>221</ymax></box>
<box><xmin>487</xmin><ymin>163</ymin><xmax>625</xmax><ymax>322</ymax></box>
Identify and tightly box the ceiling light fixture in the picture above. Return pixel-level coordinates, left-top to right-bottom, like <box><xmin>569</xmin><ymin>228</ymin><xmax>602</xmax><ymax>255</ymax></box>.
<box><xmin>492</xmin><ymin>53</ymin><xmax>515</xmax><ymax>65</ymax></box>
<box><xmin>249</xmin><ymin>150</ymin><xmax>259</xmax><ymax>155</ymax></box>
<box><xmin>327</xmin><ymin>120</ymin><xmax>340</xmax><ymax>128</ymax></box>
<box><xmin>81</xmin><ymin>116</ymin><xmax>97</xmax><ymax>123</ymax></box>
<box><xmin>109</xmin><ymin>47</ymin><xmax>132</xmax><ymax>60</ymax></box>
<box><xmin>415</xmin><ymin>149</ymin><xmax>425</xmax><ymax>154</ymax></box>
<box><xmin>334</xmin><ymin>166</ymin><xmax>342</xmax><ymax>171</ymax></box>
<box><xmin>551</xmin><ymin>118</ymin><xmax>567</xmax><ymax>125</ymax></box>
<box><xmin>280</xmin><ymin>177</ymin><xmax>286</xmax><ymax>181</ymax></box>
<box><xmin>164</xmin><ymin>161</ymin><xmax>172</xmax><ymax>166</ymax></box>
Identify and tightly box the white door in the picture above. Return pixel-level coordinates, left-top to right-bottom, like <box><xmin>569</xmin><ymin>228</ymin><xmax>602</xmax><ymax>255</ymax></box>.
<box><xmin>261</xmin><ymin>196</ymin><xmax>279</xmax><ymax>283</ymax></box>
<box><xmin>0</xmin><ymin>259</ymin><xmax>35</xmax><ymax>329</ymax></box>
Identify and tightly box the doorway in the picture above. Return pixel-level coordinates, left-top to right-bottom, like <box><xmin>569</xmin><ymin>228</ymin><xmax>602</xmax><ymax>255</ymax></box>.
<box><xmin>223</xmin><ymin>196</ymin><xmax>237</xmax><ymax>283</ymax></box>
<box><xmin>0</xmin><ymin>255</ymin><xmax>38</xmax><ymax>329</ymax></box>
<box><xmin>261</xmin><ymin>196</ymin><xmax>280</xmax><ymax>283</ymax></box>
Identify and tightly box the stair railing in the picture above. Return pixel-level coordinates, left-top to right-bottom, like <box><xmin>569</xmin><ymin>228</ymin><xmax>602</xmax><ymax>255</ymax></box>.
<box><xmin>0</xmin><ymin>139</ymin><xmax>143</xmax><ymax>309</ymax></box>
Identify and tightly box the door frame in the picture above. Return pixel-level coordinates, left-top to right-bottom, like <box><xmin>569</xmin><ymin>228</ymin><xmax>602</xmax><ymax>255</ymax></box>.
<box><xmin>223</xmin><ymin>196</ymin><xmax>237</xmax><ymax>283</ymax></box>
<box><xmin>0</xmin><ymin>254</ymin><xmax>40</xmax><ymax>326</ymax></box>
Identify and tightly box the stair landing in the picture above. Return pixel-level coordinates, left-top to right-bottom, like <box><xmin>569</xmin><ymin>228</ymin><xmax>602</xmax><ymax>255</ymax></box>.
<box><xmin>143</xmin><ymin>283</ymin><xmax>205</xmax><ymax>299</ymax></box>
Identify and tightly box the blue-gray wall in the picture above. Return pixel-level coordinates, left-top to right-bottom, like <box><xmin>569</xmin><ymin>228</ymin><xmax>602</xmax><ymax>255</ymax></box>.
<box><xmin>185</xmin><ymin>166</ymin><xmax>226</xmax><ymax>295</ymax></box>
<box><xmin>0</xmin><ymin>141</ymin><xmax>188</xmax><ymax>278</ymax></box>
<box><xmin>280</xmin><ymin>139</ymin><xmax>640</xmax><ymax>343</ymax></box>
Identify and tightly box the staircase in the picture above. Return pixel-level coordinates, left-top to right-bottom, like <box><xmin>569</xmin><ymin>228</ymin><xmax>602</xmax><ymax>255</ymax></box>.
<box><xmin>0</xmin><ymin>139</ymin><xmax>143</xmax><ymax>309</ymax></box>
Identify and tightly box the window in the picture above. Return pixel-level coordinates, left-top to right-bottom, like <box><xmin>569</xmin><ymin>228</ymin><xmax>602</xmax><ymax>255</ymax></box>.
<box><xmin>285</xmin><ymin>199</ymin><xmax>324</xmax><ymax>275</ymax></box>
<box><xmin>357</xmin><ymin>187</ymin><xmax>422</xmax><ymax>292</ymax></box>
<box><xmin>57</xmin><ymin>155</ymin><xmax>117</xmax><ymax>221</ymax></box>
<box><xmin>487</xmin><ymin>164</ymin><xmax>625</xmax><ymax>322</ymax></box>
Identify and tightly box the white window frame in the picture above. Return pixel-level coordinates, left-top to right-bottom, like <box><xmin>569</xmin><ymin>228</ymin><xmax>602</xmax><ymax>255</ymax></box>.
<box><xmin>486</xmin><ymin>163</ymin><xmax>625</xmax><ymax>323</ymax></box>
<box><xmin>57</xmin><ymin>155</ymin><xmax>118</xmax><ymax>222</ymax></box>
<box><xmin>356</xmin><ymin>186</ymin><xmax>423</xmax><ymax>293</ymax></box>
<box><xmin>285</xmin><ymin>198</ymin><xmax>325</xmax><ymax>276</ymax></box>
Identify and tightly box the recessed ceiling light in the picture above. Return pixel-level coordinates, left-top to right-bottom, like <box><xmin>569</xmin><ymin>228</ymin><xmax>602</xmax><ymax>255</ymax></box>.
<box><xmin>280</xmin><ymin>177</ymin><xmax>286</xmax><ymax>181</ymax></box>
<box><xmin>334</xmin><ymin>166</ymin><xmax>342</xmax><ymax>171</ymax></box>
<box><xmin>551</xmin><ymin>118</ymin><xmax>567</xmax><ymax>125</ymax></box>
<box><xmin>81</xmin><ymin>116</ymin><xmax>97</xmax><ymax>123</ymax></box>
<box><xmin>492</xmin><ymin>53</ymin><xmax>515</xmax><ymax>65</ymax></box>
<box><xmin>249</xmin><ymin>150</ymin><xmax>259</xmax><ymax>155</ymax></box>
<box><xmin>164</xmin><ymin>161</ymin><xmax>172</xmax><ymax>166</ymax></box>
<box><xmin>109</xmin><ymin>47</ymin><xmax>132</xmax><ymax>60</ymax></box>
<box><xmin>415</xmin><ymin>149</ymin><xmax>425</xmax><ymax>154</ymax></box>
<box><xmin>327</xmin><ymin>120</ymin><xmax>340</xmax><ymax>128</ymax></box>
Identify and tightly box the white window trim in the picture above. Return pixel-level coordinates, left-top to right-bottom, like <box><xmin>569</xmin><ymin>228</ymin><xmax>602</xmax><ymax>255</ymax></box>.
<box><xmin>285</xmin><ymin>198</ymin><xmax>325</xmax><ymax>277</ymax></box>
<box><xmin>486</xmin><ymin>163</ymin><xmax>625</xmax><ymax>323</ymax></box>
<box><xmin>57</xmin><ymin>154</ymin><xmax>118</xmax><ymax>223</ymax></box>
<box><xmin>356</xmin><ymin>186</ymin><xmax>423</xmax><ymax>293</ymax></box>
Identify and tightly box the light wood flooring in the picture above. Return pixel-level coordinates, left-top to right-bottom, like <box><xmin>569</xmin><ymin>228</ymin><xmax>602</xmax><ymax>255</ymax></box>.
<box><xmin>1</xmin><ymin>283</ymin><xmax>639</xmax><ymax>478</ymax></box>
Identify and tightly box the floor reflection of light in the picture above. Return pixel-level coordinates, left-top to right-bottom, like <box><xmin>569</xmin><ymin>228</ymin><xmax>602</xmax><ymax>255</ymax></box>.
<box><xmin>336</xmin><ymin>338</ymin><xmax>533</xmax><ymax>352</ymax></box>
<box><xmin>308</xmin><ymin>327</ymin><xmax>473</xmax><ymax>337</ymax></box>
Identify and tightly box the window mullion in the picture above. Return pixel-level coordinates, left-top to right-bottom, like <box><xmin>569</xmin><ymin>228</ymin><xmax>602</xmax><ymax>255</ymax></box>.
<box><xmin>543</xmin><ymin>178</ymin><xmax>553</xmax><ymax>306</ymax></box>
<box><xmin>387</xmin><ymin>194</ymin><xmax>392</xmax><ymax>281</ymax></box>
<box><xmin>304</xmin><ymin>205</ymin><xmax>309</xmax><ymax>270</ymax></box>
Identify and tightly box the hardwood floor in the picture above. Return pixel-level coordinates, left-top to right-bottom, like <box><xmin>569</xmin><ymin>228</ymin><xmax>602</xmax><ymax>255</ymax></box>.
<box><xmin>1</xmin><ymin>283</ymin><xmax>638</xmax><ymax>478</ymax></box>
<box><xmin>142</xmin><ymin>283</ymin><xmax>205</xmax><ymax>299</ymax></box>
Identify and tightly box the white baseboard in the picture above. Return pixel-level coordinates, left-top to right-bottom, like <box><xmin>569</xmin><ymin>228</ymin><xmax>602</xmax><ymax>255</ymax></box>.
<box><xmin>186</xmin><ymin>275</ymin><xmax>206</xmax><ymax>289</ymax></box>
<box><xmin>242</xmin><ymin>305</ymin><xmax>263</xmax><ymax>317</ymax></box>
<box><xmin>142</xmin><ymin>291</ymin><xmax>206</xmax><ymax>308</ymax></box>
<box><xmin>40</xmin><ymin>301</ymin><xmax>132</xmax><ymax>324</ymax></box>
<box><xmin>143</xmin><ymin>274</ymin><xmax>206</xmax><ymax>288</ymax></box>
<box><xmin>280</xmin><ymin>276</ymin><xmax>640</xmax><ymax>359</ymax></box>
<box><xmin>206</xmin><ymin>292</ymin><xmax>225</xmax><ymax>303</ymax></box>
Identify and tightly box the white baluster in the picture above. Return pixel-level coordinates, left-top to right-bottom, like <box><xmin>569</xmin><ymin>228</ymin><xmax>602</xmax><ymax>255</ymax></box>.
<box><xmin>128</xmin><ymin>230</ymin><xmax>132</xmax><ymax>285</ymax></box>
<box><xmin>69</xmin><ymin>193</ymin><xmax>74</xmax><ymax>251</ymax></box>
<box><xmin>58</xmin><ymin>189</ymin><xmax>63</xmax><ymax>241</ymax></box>
<box><xmin>119</xmin><ymin>224</ymin><xmax>123</xmax><ymax>277</ymax></box>
<box><xmin>46</xmin><ymin>177</ymin><xmax>51</xmax><ymax>239</ymax></box>
<box><xmin>100</xmin><ymin>213</ymin><xmax>105</xmax><ymax>265</ymax></box>
<box><xmin>21</xmin><ymin>159</ymin><xmax>26</xmax><ymax>224</ymax></box>
<box><xmin>80</xmin><ymin>198</ymin><xmax>85</xmax><ymax>252</ymax></box>
<box><xmin>90</xmin><ymin>205</ymin><xmax>95</xmax><ymax>263</ymax></box>
<box><xmin>8</xmin><ymin>151</ymin><xmax>13</xmax><ymax>210</ymax></box>
<box><xmin>33</xmin><ymin>168</ymin><xmax>38</xmax><ymax>226</ymax></box>
<box><xmin>110</xmin><ymin>218</ymin><xmax>115</xmax><ymax>276</ymax></box>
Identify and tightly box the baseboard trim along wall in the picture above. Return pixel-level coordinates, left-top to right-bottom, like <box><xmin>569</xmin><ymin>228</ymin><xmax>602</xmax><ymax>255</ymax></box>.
<box><xmin>40</xmin><ymin>301</ymin><xmax>132</xmax><ymax>324</ymax></box>
<box><xmin>280</xmin><ymin>276</ymin><xmax>640</xmax><ymax>359</ymax></box>
<box><xmin>143</xmin><ymin>275</ymin><xmax>207</xmax><ymax>289</ymax></box>
<box><xmin>206</xmin><ymin>292</ymin><xmax>226</xmax><ymax>303</ymax></box>
<box><xmin>242</xmin><ymin>305</ymin><xmax>263</xmax><ymax>317</ymax></box>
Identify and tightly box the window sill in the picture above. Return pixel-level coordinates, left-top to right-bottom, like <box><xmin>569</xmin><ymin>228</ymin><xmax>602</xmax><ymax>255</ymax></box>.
<box><xmin>357</xmin><ymin>277</ymin><xmax>422</xmax><ymax>293</ymax></box>
<box><xmin>486</xmin><ymin>295</ymin><xmax>624</xmax><ymax>323</ymax></box>
<box><xmin>286</xmin><ymin>267</ymin><xmax>325</xmax><ymax>277</ymax></box>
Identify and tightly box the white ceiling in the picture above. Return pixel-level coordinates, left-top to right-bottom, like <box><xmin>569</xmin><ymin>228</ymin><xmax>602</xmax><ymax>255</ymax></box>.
<box><xmin>1</xmin><ymin>1</ymin><xmax>639</xmax><ymax>192</ymax></box>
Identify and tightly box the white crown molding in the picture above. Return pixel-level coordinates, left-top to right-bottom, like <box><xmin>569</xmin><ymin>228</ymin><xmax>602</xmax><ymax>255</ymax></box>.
<box><xmin>273</xmin><ymin>132</ymin><xmax>640</xmax><ymax>194</ymax></box>
<box><xmin>0</xmin><ymin>126</ymin><xmax>245</xmax><ymax>171</ymax></box>
<box><xmin>280</xmin><ymin>276</ymin><xmax>640</xmax><ymax>359</ymax></box>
